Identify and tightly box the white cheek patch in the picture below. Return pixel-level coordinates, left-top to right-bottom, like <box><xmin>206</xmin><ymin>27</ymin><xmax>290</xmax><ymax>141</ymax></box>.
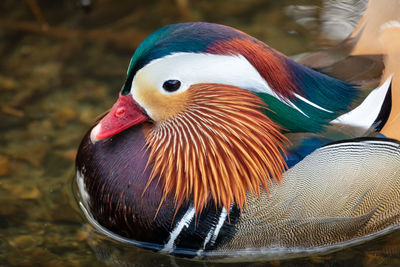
<box><xmin>130</xmin><ymin>52</ymin><xmax>278</xmax><ymax>97</ymax></box>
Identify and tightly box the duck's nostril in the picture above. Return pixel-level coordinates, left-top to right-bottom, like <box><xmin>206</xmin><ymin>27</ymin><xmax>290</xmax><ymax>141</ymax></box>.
<box><xmin>115</xmin><ymin>107</ymin><xmax>126</xmax><ymax>118</ymax></box>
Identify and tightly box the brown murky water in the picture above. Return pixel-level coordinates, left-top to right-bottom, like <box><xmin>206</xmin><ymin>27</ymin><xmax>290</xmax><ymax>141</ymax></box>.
<box><xmin>1</xmin><ymin>0</ymin><xmax>400</xmax><ymax>266</ymax></box>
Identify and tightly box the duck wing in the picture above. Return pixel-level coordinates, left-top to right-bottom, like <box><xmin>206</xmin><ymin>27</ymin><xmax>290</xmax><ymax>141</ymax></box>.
<box><xmin>219</xmin><ymin>138</ymin><xmax>400</xmax><ymax>255</ymax></box>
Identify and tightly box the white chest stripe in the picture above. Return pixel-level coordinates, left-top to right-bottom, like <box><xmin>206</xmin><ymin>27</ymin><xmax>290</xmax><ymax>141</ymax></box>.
<box><xmin>161</xmin><ymin>205</ymin><xmax>196</xmax><ymax>253</ymax></box>
<box><xmin>196</xmin><ymin>206</ymin><xmax>230</xmax><ymax>256</ymax></box>
<box><xmin>76</xmin><ymin>170</ymin><xmax>90</xmax><ymax>206</ymax></box>
<box><xmin>209</xmin><ymin>207</ymin><xmax>228</xmax><ymax>246</ymax></box>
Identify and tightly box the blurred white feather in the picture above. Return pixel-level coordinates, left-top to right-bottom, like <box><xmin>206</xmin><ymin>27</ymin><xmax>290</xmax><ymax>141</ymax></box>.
<box><xmin>286</xmin><ymin>0</ymin><xmax>368</xmax><ymax>43</ymax></box>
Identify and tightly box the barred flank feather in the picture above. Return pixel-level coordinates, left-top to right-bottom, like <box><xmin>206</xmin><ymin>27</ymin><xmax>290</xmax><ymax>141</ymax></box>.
<box><xmin>145</xmin><ymin>84</ymin><xmax>287</xmax><ymax>214</ymax></box>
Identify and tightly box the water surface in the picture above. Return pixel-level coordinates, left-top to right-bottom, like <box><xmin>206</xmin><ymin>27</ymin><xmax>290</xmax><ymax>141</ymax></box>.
<box><xmin>1</xmin><ymin>0</ymin><xmax>400</xmax><ymax>266</ymax></box>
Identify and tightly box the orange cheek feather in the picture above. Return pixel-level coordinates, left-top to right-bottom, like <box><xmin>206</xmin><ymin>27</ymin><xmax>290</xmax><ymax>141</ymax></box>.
<box><xmin>143</xmin><ymin>83</ymin><xmax>288</xmax><ymax>215</ymax></box>
<box><xmin>134</xmin><ymin>85</ymin><xmax>190</xmax><ymax>123</ymax></box>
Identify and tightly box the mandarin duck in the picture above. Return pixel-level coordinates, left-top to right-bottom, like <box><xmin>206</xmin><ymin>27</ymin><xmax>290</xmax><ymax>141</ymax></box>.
<box><xmin>76</xmin><ymin>1</ymin><xmax>400</xmax><ymax>261</ymax></box>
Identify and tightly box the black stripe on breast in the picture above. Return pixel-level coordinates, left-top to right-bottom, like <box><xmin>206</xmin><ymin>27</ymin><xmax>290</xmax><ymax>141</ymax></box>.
<box><xmin>205</xmin><ymin>205</ymin><xmax>241</xmax><ymax>251</ymax></box>
<box><xmin>374</xmin><ymin>82</ymin><xmax>392</xmax><ymax>131</ymax></box>
<box><xmin>169</xmin><ymin>204</ymin><xmax>241</xmax><ymax>257</ymax></box>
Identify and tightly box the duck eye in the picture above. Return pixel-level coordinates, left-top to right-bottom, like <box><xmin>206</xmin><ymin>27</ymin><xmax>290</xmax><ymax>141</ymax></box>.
<box><xmin>163</xmin><ymin>80</ymin><xmax>181</xmax><ymax>92</ymax></box>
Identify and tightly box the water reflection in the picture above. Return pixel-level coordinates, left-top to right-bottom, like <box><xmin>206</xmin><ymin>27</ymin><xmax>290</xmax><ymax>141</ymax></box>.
<box><xmin>81</xmin><ymin>223</ymin><xmax>400</xmax><ymax>267</ymax></box>
<box><xmin>286</xmin><ymin>0</ymin><xmax>368</xmax><ymax>42</ymax></box>
<box><xmin>0</xmin><ymin>0</ymin><xmax>399</xmax><ymax>266</ymax></box>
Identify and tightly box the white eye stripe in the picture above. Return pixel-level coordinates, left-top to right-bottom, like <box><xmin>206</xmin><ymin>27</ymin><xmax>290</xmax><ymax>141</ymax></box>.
<box><xmin>128</xmin><ymin>52</ymin><xmax>347</xmax><ymax>124</ymax></box>
<box><xmin>130</xmin><ymin>52</ymin><xmax>276</xmax><ymax>96</ymax></box>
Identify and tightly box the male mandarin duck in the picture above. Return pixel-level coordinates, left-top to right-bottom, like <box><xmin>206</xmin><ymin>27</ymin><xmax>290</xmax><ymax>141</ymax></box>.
<box><xmin>76</xmin><ymin>0</ymin><xmax>400</xmax><ymax>260</ymax></box>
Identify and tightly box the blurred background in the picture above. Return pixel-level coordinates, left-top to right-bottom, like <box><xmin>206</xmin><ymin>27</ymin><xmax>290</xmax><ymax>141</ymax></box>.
<box><xmin>1</xmin><ymin>0</ymin><xmax>400</xmax><ymax>266</ymax></box>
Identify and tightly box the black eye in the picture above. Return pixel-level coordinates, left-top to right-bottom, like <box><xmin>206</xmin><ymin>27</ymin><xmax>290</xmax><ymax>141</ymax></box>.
<box><xmin>163</xmin><ymin>80</ymin><xmax>181</xmax><ymax>92</ymax></box>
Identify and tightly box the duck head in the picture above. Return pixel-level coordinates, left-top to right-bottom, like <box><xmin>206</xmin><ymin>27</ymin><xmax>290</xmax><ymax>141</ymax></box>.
<box><xmin>88</xmin><ymin>22</ymin><xmax>357</xmax><ymax>214</ymax></box>
<box><xmin>89</xmin><ymin>22</ymin><xmax>293</xmax><ymax>214</ymax></box>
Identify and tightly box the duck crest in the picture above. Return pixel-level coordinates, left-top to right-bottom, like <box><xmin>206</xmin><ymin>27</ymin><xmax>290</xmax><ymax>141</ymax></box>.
<box><xmin>123</xmin><ymin>22</ymin><xmax>358</xmax><ymax>133</ymax></box>
<box><xmin>206</xmin><ymin>37</ymin><xmax>299</xmax><ymax>99</ymax></box>
<box><xmin>144</xmin><ymin>84</ymin><xmax>287</xmax><ymax>214</ymax></box>
<box><xmin>207</xmin><ymin>36</ymin><xmax>359</xmax><ymax>132</ymax></box>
